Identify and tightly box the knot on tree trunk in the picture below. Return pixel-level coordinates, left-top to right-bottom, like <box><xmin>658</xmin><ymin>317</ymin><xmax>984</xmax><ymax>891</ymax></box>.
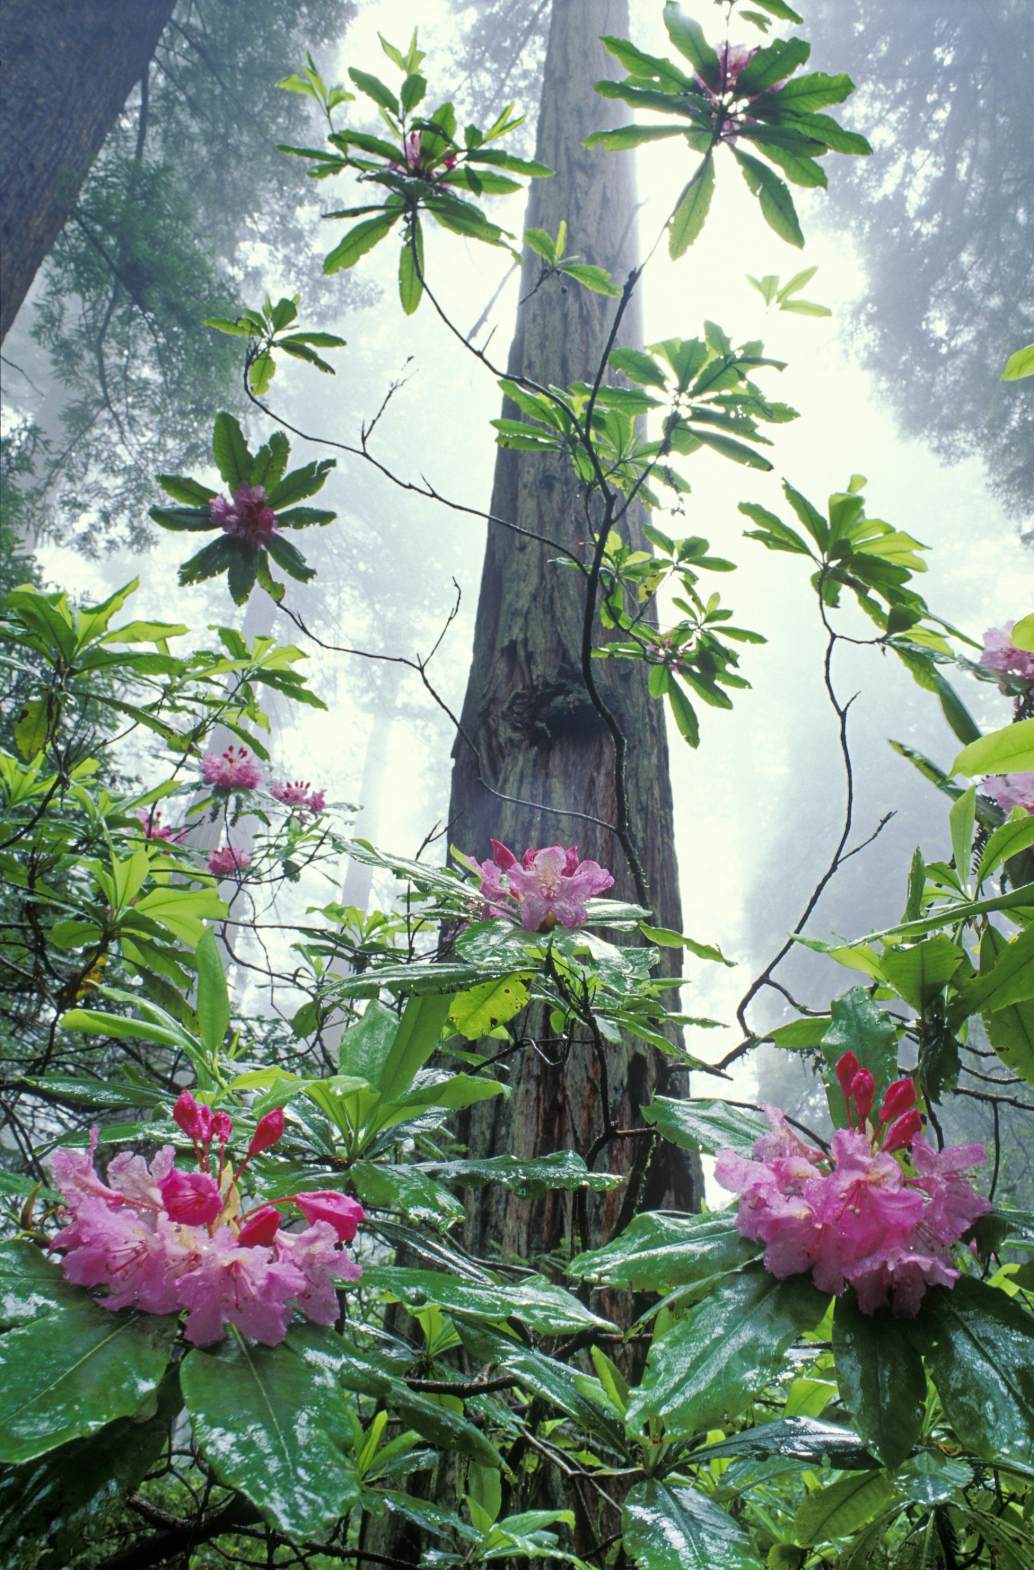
<box><xmin>502</xmin><ymin>674</ymin><xmax>609</xmax><ymax>747</ymax></box>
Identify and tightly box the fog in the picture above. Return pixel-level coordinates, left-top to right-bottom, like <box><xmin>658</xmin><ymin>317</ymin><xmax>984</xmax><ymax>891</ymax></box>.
<box><xmin>3</xmin><ymin>0</ymin><xmax>1032</xmax><ymax>1111</ymax></box>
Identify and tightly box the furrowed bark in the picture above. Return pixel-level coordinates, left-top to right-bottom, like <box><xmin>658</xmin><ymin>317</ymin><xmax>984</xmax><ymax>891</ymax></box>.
<box><xmin>447</xmin><ymin>0</ymin><xmax>700</xmax><ymax>1264</ymax></box>
<box><xmin>0</xmin><ymin>0</ymin><xmax>176</xmax><ymax>342</ymax></box>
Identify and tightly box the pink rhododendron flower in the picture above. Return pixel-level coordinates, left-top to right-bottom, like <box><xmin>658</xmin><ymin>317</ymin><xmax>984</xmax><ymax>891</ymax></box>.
<box><xmin>979</xmin><ymin>621</ymin><xmax>1034</xmax><ymax>685</ymax></box>
<box><xmin>48</xmin><ymin>1109</ymin><xmax>364</xmax><ymax>1347</ymax></box>
<box><xmin>176</xmin><ymin>1228</ymin><xmax>307</xmax><ymax>1346</ymax></box>
<box><xmin>200</xmin><ymin>745</ymin><xmax>263</xmax><ymax>791</ymax></box>
<box><xmin>982</xmin><ymin>772</ymin><xmax>1034</xmax><ymax>816</ymax></box>
<box><xmin>716</xmin><ymin>1058</ymin><xmax>989</xmax><ymax>1316</ymax></box>
<box><xmin>134</xmin><ymin>810</ymin><xmax>185</xmax><ymax>842</ymax></box>
<box><xmin>271</xmin><ymin>779</ymin><xmax>326</xmax><ymax>814</ymax></box>
<box><xmin>209</xmin><ymin>484</ymin><xmax>278</xmax><ymax>547</ymax></box>
<box><xmin>474</xmin><ymin>840</ymin><xmax>614</xmax><ymax>932</ymax></box>
<box><xmin>208</xmin><ymin>845</ymin><xmax>251</xmax><ymax>876</ymax></box>
<box><xmin>292</xmin><ymin>1190</ymin><xmax>365</xmax><ymax>1243</ymax></box>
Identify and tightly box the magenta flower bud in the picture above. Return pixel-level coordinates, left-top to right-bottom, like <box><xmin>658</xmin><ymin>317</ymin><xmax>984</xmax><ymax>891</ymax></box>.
<box><xmin>850</xmin><ymin>1069</ymin><xmax>875</xmax><ymax>1121</ymax></box>
<box><xmin>172</xmin><ymin>1090</ymin><xmax>213</xmax><ymax>1145</ymax></box>
<box><xmin>291</xmin><ymin>1190</ymin><xmax>365</xmax><ymax>1243</ymax></box>
<box><xmin>212</xmin><ymin>1111</ymin><xmax>233</xmax><ymax>1145</ymax></box>
<box><xmin>490</xmin><ymin>838</ymin><xmax>516</xmax><ymax>870</ymax></box>
<box><xmin>880</xmin><ymin>1077</ymin><xmax>916</xmax><ymax>1124</ymax></box>
<box><xmin>835</xmin><ymin>1052</ymin><xmax>860</xmax><ymax>1101</ymax></box>
<box><xmin>159</xmin><ymin>1168</ymin><xmax>222</xmax><ymax>1226</ymax></box>
<box><xmin>882</xmin><ymin>1108</ymin><xmax>923</xmax><ymax>1155</ymax></box>
<box><xmin>248</xmin><ymin>1106</ymin><xmax>285</xmax><ymax>1157</ymax></box>
<box><xmin>237</xmin><ymin>1205</ymin><xmax>282</xmax><ymax>1248</ymax></box>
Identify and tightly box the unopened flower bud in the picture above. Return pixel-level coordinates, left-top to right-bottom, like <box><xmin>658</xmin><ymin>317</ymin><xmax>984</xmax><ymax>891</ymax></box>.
<box><xmin>238</xmin><ymin>1205</ymin><xmax>282</xmax><ymax>1247</ymax></box>
<box><xmin>159</xmin><ymin>1168</ymin><xmax>222</xmax><ymax>1226</ymax></box>
<box><xmin>880</xmin><ymin>1077</ymin><xmax>916</xmax><ymax>1123</ymax></box>
<box><xmin>292</xmin><ymin>1190</ymin><xmax>365</xmax><ymax>1243</ymax></box>
<box><xmin>882</xmin><ymin>1108</ymin><xmax>923</xmax><ymax>1155</ymax></box>
<box><xmin>212</xmin><ymin>1111</ymin><xmax>233</xmax><ymax>1145</ymax></box>
<box><xmin>248</xmin><ymin>1106</ymin><xmax>285</xmax><ymax>1157</ymax></box>
<box><xmin>173</xmin><ymin>1090</ymin><xmax>213</xmax><ymax>1145</ymax></box>
<box><xmin>835</xmin><ymin>1052</ymin><xmax>860</xmax><ymax>1102</ymax></box>
<box><xmin>850</xmin><ymin>1069</ymin><xmax>875</xmax><ymax>1121</ymax></box>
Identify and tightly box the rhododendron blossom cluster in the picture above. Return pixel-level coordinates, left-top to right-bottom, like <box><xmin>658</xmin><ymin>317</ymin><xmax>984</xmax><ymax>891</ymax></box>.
<box><xmin>200</xmin><ymin>745</ymin><xmax>264</xmax><ymax>791</ymax></box>
<box><xmin>207</xmin><ymin>844</ymin><xmax>251</xmax><ymax>876</ymax></box>
<box><xmin>475</xmin><ymin>840</ymin><xmax>615</xmax><ymax>932</ymax></box>
<box><xmin>48</xmin><ymin>1092</ymin><xmax>364</xmax><ymax>1346</ymax></box>
<box><xmin>271</xmin><ymin>779</ymin><xmax>326</xmax><ymax>813</ymax></box>
<box><xmin>983</xmin><ymin>772</ymin><xmax>1034</xmax><ymax>817</ymax></box>
<box><xmin>716</xmin><ymin>1055</ymin><xmax>990</xmax><ymax>1316</ymax></box>
<box><xmin>209</xmin><ymin>484</ymin><xmax>278</xmax><ymax>546</ymax></box>
<box><xmin>979</xmin><ymin>621</ymin><xmax>1034</xmax><ymax>686</ymax></box>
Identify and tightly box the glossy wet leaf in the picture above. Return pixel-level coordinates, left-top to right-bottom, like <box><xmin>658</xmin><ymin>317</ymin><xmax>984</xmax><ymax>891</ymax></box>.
<box><xmin>569</xmin><ymin>1209</ymin><xmax>757</xmax><ymax>1291</ymax></box>
<box><xmin>895</xmin><ymin>1452</ymin><xmax>973</xmax><ymax>1505</ymax></box>
<box><xmin>181</xmin><ymin>1331</ymin><xmax>360</xmax><ymax>1539</ymax></box>
<box><xmin>626</xmin><ymin>1265</ymin><xmax>827</xmax><ymax>1437</ymax></box>
<box><xmin>623</xmin><ymin>1479</ymin><xmax>762</xmax><ymax>1570</ymax></box>
<box><xmin>421</xmin><ymin>1149</ymin><xmax>620</xmax><ymax>1198</ymax></box>
<box><xmin>0</xmin><ymin>1303</ymin><xmax>177</xmax><ymax>1463</ymax></box>
<box><xmin>0</xmin><ymin>1241</ymin><xmax>81</xmax><ymax>1327</ymax></box>
<box><xmin>833</xmin><ymin>1295</ymin><xmax>926</xmax><ymax>1469</ymax></box>
<box><xmin>794</xmin><ymin>1471</ymin><xmax>899</xmax><ymax>1545</ymax></box>
<box><xmin>642</xmin><ymin>1096</ymin><xmax>767</xmax><ymax>1155</ymax></box>
<box><xmin>362</xmin><ymin>1265</ymin><xmax>615</xmax><ymax>1334</ymax></box>
<box><xmin>687</xmin><ymin>1416</ymin><xmax>874</xmax><ymax>1469</ymax></box>
<box><xmin>922</xmin><ymin>1277</ymin><xmax>1034</xmax><ymax>1466</ymax></box>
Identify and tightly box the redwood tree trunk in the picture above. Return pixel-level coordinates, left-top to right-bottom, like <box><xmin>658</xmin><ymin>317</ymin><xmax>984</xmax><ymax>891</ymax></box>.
<box><xmin>0</xmin><ymin>0</ymin><xmax>176</xmax><ymax>342</ymax></box>
<box><xmin>448</xmin><ymin>0</ymin><xmax>697</xmax><ymax>1262</ymax></box>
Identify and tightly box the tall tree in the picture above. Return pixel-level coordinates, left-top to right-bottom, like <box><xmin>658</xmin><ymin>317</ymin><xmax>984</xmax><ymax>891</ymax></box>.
<box><xmin>811</xmin><ymin>0</ymin><xmax>1033</xmax><ymax>535</ymax></box>
<box><xmin>0</xmin><ymin>0</ymin><xmax>176</xmax><ymax>343</ymax></box>
<box><xmin>447</xmin><ymin>0</ymin><xmax>696</xmax><ymax>1263</ymax></box>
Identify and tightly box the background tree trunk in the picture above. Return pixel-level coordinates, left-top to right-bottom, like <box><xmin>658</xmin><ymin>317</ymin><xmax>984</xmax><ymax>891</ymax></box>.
<box><xmin>448</xmin><ymin>0</ymin><xmax>698</xmax><ymax>1264</ymax></box>
<box><xmin>0</xmin><ymin>0</ymin><xmax>176</xmax><ymax>343</ymax></box>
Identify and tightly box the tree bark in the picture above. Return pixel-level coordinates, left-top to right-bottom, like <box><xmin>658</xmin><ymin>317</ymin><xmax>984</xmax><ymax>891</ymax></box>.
<box><xmin>0</xmin><ymin>0</ymin><xmax>176</xmax><ymax>343</ymax></box>
<box><xmin>447</xmin><ymin>0</ymin><xmax>698</xmax><ymax>1263</ymax></box>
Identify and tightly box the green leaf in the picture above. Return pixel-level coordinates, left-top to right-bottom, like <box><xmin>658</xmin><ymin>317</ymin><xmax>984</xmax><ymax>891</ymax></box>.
<box><xmin>156</xmin><ymin>473</ymin><xmax>217</xmax><ymax>506</ymax></box>
<box><xmin>773</xmin><ymin>71</ymin><xmax>853</xmax><ymax>112</ymax></box>
<box><xmin>623</xmin><ymin>1479</ymin><xmax>763</xmax><ymax>1570</ymax></box>
<box><xmin>692</xmin><ymin>428</ymin><xmax>773</xmax><ymax>469</ymax></box>
<box><xmin>324</xmin><ymin>212</ymin><xmax>400</xmax><ymax>274</ymax></box>
<box><xmin>923</xmin><ymin>1277</ymin><xmax>1034</xmax><ymax>1466</ymax></box>
<box><xmin>0</xmin><ymin>1303</ymin><xmax>176</xmax><ymax>1463</ymax></box>
<box><xmin>569</xmin><ymin>1210</ymin><xmax>757</xmax><ymax>1292</ymax></box>
<box><xmin>981</xmin><ymin>927</ymin><xmax>1034</xmax><ymax>1086</ymax></box>
<box><xmin>954</xmin><ymin>718</ymin><xmax>1034</xmax><ymax>778</ymax></box>
<box><xmin>265</xmin><ymin>533</ymin><xmax>315</xmax><ymax>584</ymax></box>
<box><xmin>738</xmin><ymin>38</ymin><xmax>811</xmax><ymax>96</ymax></box>
<box><xmin>895</xmin><ymin>1452</ymin><xmax>973</xmax><ymax>1506</ymax></box>
<box><xmin>398</xmin><ymin>216</ymin><xmax>424</xmax><ymax>315</ymax></box>
<box><xmin>979</xmin><ymin>814</ymin><xmax>1034</xmax><ymax>880</ymax></box>
<box><xmin>362</xmin><ymin>1265</ymin><xmax>615</xmax><ymax>1334</ymax></box>
<box><xmin>181</xmin><ymin>1332</ymin><xmax>360</xmax><ymax>1539</ymax></box>
<box><xmin>643</xmin><ymin>1096</ymin><xmax>766</xmax><ymax>1156</ymax></box>
<box><xmin>609</xmin><ymin>347</ymin><xmax>670</xmax><ymax>389</ymax></box>
<box><xmin>248</xmin><ymin>350</ymin><xmax>276</xmax><ymax>395</ymax></box>
<box><xmin>667</xmin><ymin>680</ymin><xmax>700</xmax><ymax>746</ymax></box>
<box><xmin>793</xmin><ymin>1472</ymin><xmax>899</xmax><ymax>1546</ymax></box>
<box><xmin>422</xmin><ymin>1150</ymin><xmax>620</xmax><ymax>1199</ymax></box>
<box><xmin>1002</xmin><ymin>343</ymin><xmax>1034</xmax><ymax>381</ymax></box>
<box><xmin>586</xmin><ymin>123</ymin><xmax>693</xmax><ymax>151</ymax></box>
<box><xmin>149</xmin><ymin>504</ymin><xmax>214</xmax><ymax>533</ymax></box>
<box><xmin>833</xmin><ymin>1295</ymin><xmax>925</xmax><ymax>1468</ymax></box>
<box><xmin>195</xmin><ymin>929</ymin><xmax>229</xmax><ymax>1055</ymax></box>
<box><xmin>449</xmin><ymin>975</ymin><xmax>530</xmax><ymax>1040</ymax></box>
<box><xmin>626</xmin><ymin>1265</ymin><xmax>827</xmax><ymax>1437</ymax></box>
<box><xmin>347</xmin><ymin>66</ymin><xmax>399</xmax><ymax>115</ymax></box>
<box><xmin>0</xmin><ymin>1242</ymin><xmax>80</xmax><ymax>1327</ymax></box>
<box><xmin>212</xmin><ymin>411</ymin><xmax>251</xmax><ymax>488</ymax></box>
<box><xmin>378</xmin><ymin>991</ymin><xmax>454</xmax><ymax>1101</ymax></box>
<box><xmin>561</xmin><ymin>261</ymin><xmax>621</xmax><ymax>295</ymax></box>
<box><xmin>949</xmin><ymin>923</ymin><xmax>1034</xmax><ymax>1027</ymax></box>
<box><xmin>351</xmin><ymin>1161</ymin><xmax>464</xmax><ymax>1229</ymax></box>
<box><xmin>266</xmin><ymin>457</ymin><xmax>335</xmax><ymax>509</ymax></box>
<box><xmin>879</xmin><ymin>936</ymin><xmax>964</xmax><ymax>1013</ymax></box>
<box><xmin>669</xmin><ymin>155</ymin><xmax>715</xmax><ymax>258</ymax></box>
<box><xmin>640</xmin><ymin>924</ymin><xmax>733</xmax><ymax>965</ymax></box>
<box><xmin>663</xmin><ymin>6</ymin><xmax>720</xmax><ymax>86</ymax></box>
<box><xmin>14</xmin><ymin>698</ymin><xmax>50</xmax><ymax>759</ymax></box>
<box><xmin>819</xmin><ymin>989</ymin><xmax>898</xmax><ymax>1125</ymax></box>
<box><xmin>733</xmin><ymin>149</ymin><xmax>804</xmax><ymax>247</ymax></box>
